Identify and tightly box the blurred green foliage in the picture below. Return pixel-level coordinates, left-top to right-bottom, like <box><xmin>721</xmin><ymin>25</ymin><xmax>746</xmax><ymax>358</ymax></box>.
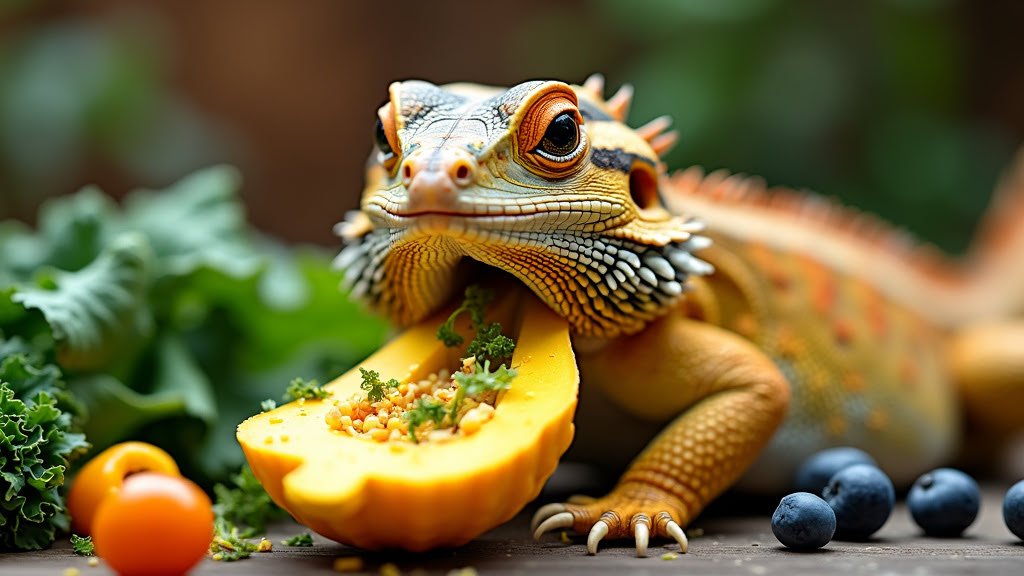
<box><xmin>2</xmin><ymin>0</ymin><xmax>1018</xmax><ymax>254</ymax></box>
<box><xmin>0</xmin><ymin>168</ymin><xmax>390</xmax><ymax>487</ymax></box>
<box><xmin>515</xmin><ymin>0</ymin><xmax>1017</xmax><ymax>253</ymax></box>
<box><xmin>0</xmin><ymin>15</ymin><xmax>227</xmax><ymax>213</ymax></box>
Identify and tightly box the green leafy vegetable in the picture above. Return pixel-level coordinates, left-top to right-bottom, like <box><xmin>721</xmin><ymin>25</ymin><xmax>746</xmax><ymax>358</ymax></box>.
<box><xmin>280</xmin><ymin>533</ymin><xmax>314</xmax><ymax>547</ymax></box>
<box><xmin>212</xmin><ymin>466</ymin><xmax>284</xmax><ymax>539</ymax></box>
<box><xmin>358</xmin><ymin>368</ymin><xmax>399</xmax><ymax>403</ymax></box>
<box><xmin>70</xmin><ymin>534</ymin><xmax>94</xmax><ymax>556</ymax></box>
<box><xmin>0</xmin><ymin>167</ymin><xmax>390</xmax><ymax>488</ymax></box>
<box><xmin>449</xmin><ymin>360</ymin><xmax>516</xmax><ymax>423</ymax></box>
<box><xmin>283</xmin><ymin>377</ymin><xmax>329</xmax><ymax>402</ymax></box>
<box><xmin>0</xmin><ymin>343</ymin><xmax>89</xmax><ymax>550</ymax></box>
<box><xmin>403</xmin><ymin>397</ymin><xmax>447</xmax><ymax>443</ymax></box>
<box><xmin>4</xmin><ymin>234</ymin><xmax>152</xmax><ymax>372</ymax></box>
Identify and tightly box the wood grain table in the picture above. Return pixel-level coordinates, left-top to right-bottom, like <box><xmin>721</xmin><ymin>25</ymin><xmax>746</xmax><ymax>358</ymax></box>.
<box><xmin>4</xmin><ymin>471</ymin><xmax>1023</xmax><ymax>576</ymax></box>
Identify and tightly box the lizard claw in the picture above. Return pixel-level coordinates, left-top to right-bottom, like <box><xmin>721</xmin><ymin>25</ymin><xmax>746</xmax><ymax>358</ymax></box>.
<box><xmin>530</xmin><ymin>503</ymin><xmax>567</xmax><ymax>533</ymax></box>
<box><xmin>586</xmin><ymin>519</ymin><xmax>610</xmax><ymax>555</ymax></box>
<box><xmin>531</xmin><ymin>492</ymin><xmax>691</xmax><ymax>555</ymax></box>
<box><xmin>663</xmin><ymin>517</ymin><xmax>689</xmax><ymax>553</ymax></box>
<box><xmin>634</xmin><ymin>517</ymin><xmax>650</xmax><ymax>557</ymax></box>
<box><xmin>532</xmin><ymin>511</ymin><xmax>574</xmax><ymax>541</ymax></box>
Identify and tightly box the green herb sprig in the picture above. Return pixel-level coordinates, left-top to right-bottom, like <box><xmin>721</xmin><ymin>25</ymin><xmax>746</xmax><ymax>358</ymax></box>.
<box><xmin>358</xmin><ymin>368</ymin><xmax>400</xmax><ymax>403</ymax></box>
<box><xmin>436</xmin><ymin>285</ymin><xmax>494</xmax><ymax>347</ymax></box>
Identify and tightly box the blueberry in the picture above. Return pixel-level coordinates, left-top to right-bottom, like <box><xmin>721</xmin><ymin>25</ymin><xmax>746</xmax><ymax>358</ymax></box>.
<box><xmin>907</xmin><ymin>468</ymin><xmax>979</xmax><ymax>536</ymax></box>
<box><xmin>1004</xmin><ymin>479</ymin><xmax>1024</xmax><ymax>540</ymax></box>
<box><xmin>795</xmin><ymin>447</ymin><xmax>878</xmax><ymax>495</ymax></box>
<box><xmin>823</xmin><ymin>464</ymin><xmax>894</xmax><ymax>540</ymax></box>
<box><xmin>771</xmin><ymin>492</ymin><xmax>836</xmax><ymax>550</ymax></box>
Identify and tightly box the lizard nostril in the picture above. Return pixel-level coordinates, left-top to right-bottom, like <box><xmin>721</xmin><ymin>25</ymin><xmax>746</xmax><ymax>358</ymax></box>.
<box><xmin>403</xmin><ymin>163</ymin><xmax>413</xmax><ymax>183</ymax></box>
<box><xmin>450</xmin><ymin>160</ymin><xmax>475</xmax><ymax>187</ymax></box>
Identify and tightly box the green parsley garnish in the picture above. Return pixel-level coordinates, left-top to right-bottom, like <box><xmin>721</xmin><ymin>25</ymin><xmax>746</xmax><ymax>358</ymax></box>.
<box><xmin>283</xmin><ymin>377</ymin><xmax>329</xmax><ymax>402</ymax></box>
<box><xmin>281</xmin><ymin>533</ymin><xmax>314</xmax><ymax>547</ymax></box>
<box><xmin>403</xmin><ymin>397</ymin><xmax>448</xmax><ymax>443</ymax></box>
<box><xmin>71</xmin><ymin>534</ymin><xmax>94</xmax><ymax>556</ymax></box>
<box><xmin>358</xmin><ymin>368</ymin><xmax>400</xmax><ymax>403</ymax></box>
<box><xmin>450</xmin><ymin>360</ymin><xmax>516</xmax><ymax>422</ymax></box>
<box><xmin>260</xmin><ymin>398</ymin><xmax>277</xmax><ymax>412</ymax></box>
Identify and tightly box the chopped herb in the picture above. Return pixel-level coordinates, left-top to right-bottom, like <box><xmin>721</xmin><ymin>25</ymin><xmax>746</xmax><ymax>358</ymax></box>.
<box><xmin>70</xmin><ymin>534</ymin><xmax>93</xmax><ymax>556</ymax></box>
<box><xmin>403</xmin><ymin>397</ymin><xmax>447</xmax><ymax>443</ymax></box>
<box><xmin>283</xmin><ymin>377</ymin><xmax>329</xmax><ymax>402</ymax></box>
<box><xmin>260</xmin><ymin>398</ymin><xmax>277</xmax><ymax>412</ymax></box>
<box><xmin>450</xmin><ymin>360</ymin><xmax>516</xmax><ymax>422</ymax></box>
<box><xmin>212</xmin><ymin>466</ymin><xmax>284</xmax><ymax>538</ymax></box>
<box><xmin>210</xmin><ymin>518</ymin><xmax>260</xmax><ymax>561</ymax></box>
<box><xmin>358</xmin><ymin>368</ymin><xmax>400</xmax><ymax>403</ymax></box>
<box><xmin>436</xmin><ymin>285</ymin><xmax>494</xmax><ymax>347</ymax></box>
<box><xmin>281</xmin><ymin>533</ymin><xmax>314</xmax><ymax>547</ymax></box>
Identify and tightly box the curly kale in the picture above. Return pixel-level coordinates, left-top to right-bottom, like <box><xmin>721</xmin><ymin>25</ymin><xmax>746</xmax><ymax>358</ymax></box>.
<box><xmin>0</xmin><ymin>339</ymin><xmax>89</xmax><ymax>550</ymax></box>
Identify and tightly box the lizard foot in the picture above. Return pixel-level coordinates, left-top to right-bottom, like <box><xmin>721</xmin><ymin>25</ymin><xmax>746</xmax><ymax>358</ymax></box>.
<box><xmin>531</xmin><ymin>496</ymin><xmax>688</xmax><ymax>557</ymax></box>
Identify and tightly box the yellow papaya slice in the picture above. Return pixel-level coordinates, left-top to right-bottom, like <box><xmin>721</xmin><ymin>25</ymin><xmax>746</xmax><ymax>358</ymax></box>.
<box><xmin>237</xmin><ymin>290</ymin><xmax>578</xmax><ymax>551</ymax></box>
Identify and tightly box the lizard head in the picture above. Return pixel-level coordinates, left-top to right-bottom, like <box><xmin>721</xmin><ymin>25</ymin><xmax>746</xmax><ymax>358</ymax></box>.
<box><xmin>335</xmin><ymin>76</ymin><xmax>711</xmax><ymax>337</ymax></box>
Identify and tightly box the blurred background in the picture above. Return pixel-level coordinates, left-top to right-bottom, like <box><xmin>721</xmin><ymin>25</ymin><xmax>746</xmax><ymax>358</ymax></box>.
<box><xmin>2</xmin><ymin>0</ymin><xmax>1023</xmax><ymax>253</ymax></box>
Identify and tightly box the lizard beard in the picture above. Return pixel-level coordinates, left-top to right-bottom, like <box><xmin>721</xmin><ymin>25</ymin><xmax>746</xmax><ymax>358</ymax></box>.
<box><xmin>334</xmin><ymin>212</ymin><xmax>713</xmax><ymax>337</ymax></box>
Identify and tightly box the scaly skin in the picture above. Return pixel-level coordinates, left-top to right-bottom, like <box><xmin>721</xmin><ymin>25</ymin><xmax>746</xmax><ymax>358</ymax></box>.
<box><xmin>335</xmin><ymin>75</ymin><xmax>1024</xmax><ymax>556</ymax></box>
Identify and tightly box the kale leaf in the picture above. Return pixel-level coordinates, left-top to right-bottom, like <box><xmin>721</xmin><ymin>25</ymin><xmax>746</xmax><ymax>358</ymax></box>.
<box><xmin>0</xmin><ymin>343</ymin><xmax>89</xmax><ymax>550</ymax></box>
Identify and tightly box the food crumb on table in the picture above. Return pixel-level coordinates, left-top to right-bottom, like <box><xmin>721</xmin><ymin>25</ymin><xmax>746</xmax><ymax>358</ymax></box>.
<box><xmin>332</xmin><ymin>556</ymin><xmax>364</xmax><ymax>572</ymax></box>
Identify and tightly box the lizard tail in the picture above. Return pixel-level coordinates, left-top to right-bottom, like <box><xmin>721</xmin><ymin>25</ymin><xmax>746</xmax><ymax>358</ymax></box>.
<box><xmin>963</xmin><ymin>147</ymin><xmax>1024</xmax><ymax>320</ymax></box>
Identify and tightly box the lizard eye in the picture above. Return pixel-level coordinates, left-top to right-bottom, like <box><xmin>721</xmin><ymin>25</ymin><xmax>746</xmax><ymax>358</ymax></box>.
<box><xmin>516</xmin><ymin>85</ymin><xmax>589</xmax><ymax>177</ymax></box>
<box><xmin>535</xmin><ymin>113</ymin><xmax>580</xmax><ymax>161</ymax></box>
<box><xmin>375</xmin><ymin>103</ymin><xmax>400</xmax><ymax>169</ymax></box>
<box><xmin>374</xmin><ymin>117</ymin><xmax>393</xmax><ymax>156</ymax></box>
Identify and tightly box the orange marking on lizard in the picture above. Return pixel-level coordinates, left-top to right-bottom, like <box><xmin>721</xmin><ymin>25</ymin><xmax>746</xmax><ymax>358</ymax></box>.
<box><xmin>832</xmin><ymin>319</ymin><xmax>855</xmax><ymax>347</ymax></box>
<box><xmin>827</xmin><ymin>415</ymin><xmax>848</xmax><ymax>438</ymax></box>
<box><xmin>798</xmin><ymin>255</ymin><xmax>838</xmax><ymax>316</ymax></box>
<box><xmin>866</xmin><ymin>408</ymin><xmax>890</xmax><ymax>432</ymax></box>
<box><xmin>841</xmin><ymin>372</ymin><xmax>866</xmax><ymax>394</ymax></box>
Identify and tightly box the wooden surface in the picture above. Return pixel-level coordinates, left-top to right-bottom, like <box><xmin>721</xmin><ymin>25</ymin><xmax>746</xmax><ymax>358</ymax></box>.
<box><xmin>4</xmin><ymin>483</ymin><xmax>1024</xmax><ymax>575</ymax></box>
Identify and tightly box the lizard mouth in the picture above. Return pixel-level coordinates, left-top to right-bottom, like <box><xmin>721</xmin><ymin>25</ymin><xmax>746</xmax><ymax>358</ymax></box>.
<box><xmin>335</xmin><ymin>207</ymin><xmax>714</xmax><ymax>337</ymax></box>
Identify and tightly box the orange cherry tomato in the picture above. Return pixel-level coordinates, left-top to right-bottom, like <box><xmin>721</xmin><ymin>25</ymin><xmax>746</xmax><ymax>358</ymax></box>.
<box><xmin>92</xmin><ymin>472</ymin><xmax>213</xmax><ymax>576</ymax></box>
<box><xmin>67</xmin><ymin>442</ymin><xmax>180</xmax><ymax>535</ymax></box>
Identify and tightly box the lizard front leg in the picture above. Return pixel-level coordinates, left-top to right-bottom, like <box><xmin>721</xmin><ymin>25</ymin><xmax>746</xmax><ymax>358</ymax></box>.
<box><xmin>533</xmin><ymin>315</ymin><xmax>790</xmax><ymax>555</ymax></box>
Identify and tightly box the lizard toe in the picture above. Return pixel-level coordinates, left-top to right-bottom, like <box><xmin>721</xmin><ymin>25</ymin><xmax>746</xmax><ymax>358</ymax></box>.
<box><xmin>532</xmin><ymin>492</ymin><xmax>691</xmax><ymax>555</ymax></box>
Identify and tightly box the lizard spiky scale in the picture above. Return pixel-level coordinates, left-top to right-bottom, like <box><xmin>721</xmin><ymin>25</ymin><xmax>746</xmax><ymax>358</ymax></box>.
<box><xmin>337</xmin><ymin>77</ymin><xmax>1024</xmax><ymax>554</ymax></box>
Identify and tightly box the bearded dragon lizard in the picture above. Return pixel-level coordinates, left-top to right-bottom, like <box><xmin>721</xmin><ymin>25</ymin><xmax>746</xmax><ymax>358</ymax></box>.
<box><xmin>334</xmin><ymin>75</ymin><xmax>1024</xmax><ymax>556</ymax></box>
